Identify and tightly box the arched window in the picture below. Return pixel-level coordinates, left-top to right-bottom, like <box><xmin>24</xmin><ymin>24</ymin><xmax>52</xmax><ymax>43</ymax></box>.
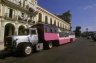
<box><xmin>38</xmin><ymin>13</ymin><xmax>42</xmax><ymax>22</ymax></box>
<box><xmin>54</xmin><ymin>20</ymin><xmax>56</xmax><ymax>26</ymax></box>
<box><xmin>18</xmin><ymin>25</ymin><xmax>25</xmax><ymax>35</ymax></box>
<box><xmin>63</xmin><ymin>24</ymin><xmax>65</xmax><ymax>29</ymax></box>
<box><xmin>4</xmin><ymin>23</ymin><xmax>15</xmax><ymax>43</ymax></box>
<box><xmin>58</xmin><ymin>22</ymin><xmax>59</xmax><ymax>27</ymax></box>
<box><xmin>50</xmin><ymin>18</ymin><xmax>52</xmax><ymax>25</ymax></box>
<box><xmin>45</xmin><ymin>16</ymin><xmax>48</xmax><ymax>24</ymax></box>
<box><xmin>60</xmin><ymin>23</ymin><xmax>62</xmax><ymax>27</ymax></box>
<box><xmin>65</xmin><ymin>25</ymin><xmax>67</xmax><ymax>30</ymax></box>
<box><xmin>4</xmin><ymin>23</ymin><xmax>15</xmax><ymax>45</ymax></box>
<box><xmin>4</xmin><ymin>23</ymin><xmax>15</xmax><ymax>37</ymax></box>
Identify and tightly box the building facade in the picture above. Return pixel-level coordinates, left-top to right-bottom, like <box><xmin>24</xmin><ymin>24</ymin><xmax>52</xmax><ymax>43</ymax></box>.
<box><xmin>0</xmin><ymin>0</ymin><xmax>71</xmax><ymax>50</ymax></box>
<box><xmin>35</xmin><ymin>6</ymin><xmax>71</xmax><ymax>31</ymax></box>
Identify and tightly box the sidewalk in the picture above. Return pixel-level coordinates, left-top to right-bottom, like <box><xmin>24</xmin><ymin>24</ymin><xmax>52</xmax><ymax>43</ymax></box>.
<box><xmin>0</xmin><ymin>42</ymin><xmax>4</xmax><ymax>51</ymax></box>
<box><xmin>0</xmin><ymin>43</ymin><xmax>12</xmax><ymax>59</ymax></box>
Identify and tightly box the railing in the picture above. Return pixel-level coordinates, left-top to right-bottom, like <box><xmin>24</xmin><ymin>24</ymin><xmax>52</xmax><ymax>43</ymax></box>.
<box><xmin>18</xmin><ymin>16</ymin><xmax>34</xmax><ymax>24</ymax></box>
<box><xmin>4</xmin><ymin>13</ymin><xmax>18</xmax><ymax>21</ymax></box>
<box><xmin>3</xmin><ymin>13</ymin><xmax>35</xmax><ymax>25</ymax></box>
<box><xmin>7</xmin><ymin>0</ymin><xmax>20</xmax><ymax>5</ymax></box>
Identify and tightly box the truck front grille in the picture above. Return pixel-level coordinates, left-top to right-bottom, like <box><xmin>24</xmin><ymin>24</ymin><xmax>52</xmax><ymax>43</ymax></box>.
<box><xmin>5</xmin><ymin>37</ymin><xmax>13</xmax><ymax>47</ymax></box>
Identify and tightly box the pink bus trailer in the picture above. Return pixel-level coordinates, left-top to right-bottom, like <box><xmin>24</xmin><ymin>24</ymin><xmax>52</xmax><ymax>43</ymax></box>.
<box><xmin>32</xmin><ymin>24</ymin><xmax>75</xmax><ymax>47</ymax></box>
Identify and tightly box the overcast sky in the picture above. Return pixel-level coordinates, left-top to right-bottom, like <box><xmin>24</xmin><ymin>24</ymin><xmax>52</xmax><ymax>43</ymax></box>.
<box><xmin>38</xmin><ymin>0</ymin><xmax>96</xmax><ymax>31</ymax></box>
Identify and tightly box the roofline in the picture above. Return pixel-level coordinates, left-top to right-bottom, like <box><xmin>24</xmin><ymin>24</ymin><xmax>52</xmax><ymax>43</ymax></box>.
<box><xmin>37</xmin><ymin>5</ymin><xmax>70</xmax><ymax>25</ymax></box>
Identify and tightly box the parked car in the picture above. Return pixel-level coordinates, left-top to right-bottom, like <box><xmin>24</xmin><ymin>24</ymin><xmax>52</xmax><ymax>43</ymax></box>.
<box><xmin>91</xmin><ymin>33</ymin><xmax>96</xmax><ymax>41</ymax></box>
<box><xmin>86</xmin><ymin>32</ymin><xmax>95</xmax><ymax>39</ymax></box>
<box><xmin>87</xmin><ymin>34</ymin><xmax>93</xmax><ymax>39</ymax></box>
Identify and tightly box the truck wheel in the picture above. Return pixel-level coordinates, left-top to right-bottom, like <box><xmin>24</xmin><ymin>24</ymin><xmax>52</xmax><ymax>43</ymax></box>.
<box><xmin>24</xmin><ymin>45</ymin><xmax>32</xmax><ymax>56</ymax></box>
<box><xmin>17</xmin><ymin>44</ymin><xmax>32</xmax><ymax>56</ymax></box>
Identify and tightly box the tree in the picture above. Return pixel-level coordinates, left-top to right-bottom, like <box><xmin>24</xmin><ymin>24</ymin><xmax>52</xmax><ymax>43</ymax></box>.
<box><xmin>75</xmin><ymin>26</ymin><xmax>81</xmax><ymax>37</ymax></box>
<box><xmin>86</xmin><ymin>28</ymin><xmax>88</xmax><ymax>32</ymax></box>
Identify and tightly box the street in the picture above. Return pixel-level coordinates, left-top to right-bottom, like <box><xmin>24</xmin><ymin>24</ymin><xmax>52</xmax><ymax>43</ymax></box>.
<box><xmin>0</xmin><ymin>38</ymin><xmax>96</xmax><ymax>63</ymax></box>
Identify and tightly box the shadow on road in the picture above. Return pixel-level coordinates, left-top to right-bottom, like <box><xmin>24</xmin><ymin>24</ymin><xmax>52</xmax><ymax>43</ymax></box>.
<box><xmin>0</xmin><ymin>50</ymin><xmax>25</xmax><ymax>59</ymax></box>
<box><xmin>0</xmin><ymin>50</ymin><xmax>12</xmax><ymax>59</ymax></box>
<box><xmin>87</xmin><ymin>39</ymin><xmax>96</xmax><ymax>42</ymax></box>
<box><xmin>0</xmin><ymin>50</ymin><xmax>41</xmax><ymax>59</ymax></box>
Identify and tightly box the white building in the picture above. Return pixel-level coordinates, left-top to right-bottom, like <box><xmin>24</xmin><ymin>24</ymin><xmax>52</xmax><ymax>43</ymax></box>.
<box><xmin>0</xmin><ymin>0</ymin><xmax>71</xmax><ymax>50</ymax></box>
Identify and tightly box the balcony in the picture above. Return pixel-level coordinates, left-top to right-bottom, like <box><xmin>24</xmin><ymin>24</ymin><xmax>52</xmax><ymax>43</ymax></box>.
<box><xmin>29</xmin><ymin>2</ymin><xmax>37</xmax><ymax>11</ymax></box>
<box><xmin>18</xmin><ymin>16</ymin><xmax>34</xmax><ymax>24</ymax></box>
<box><xmin>1</xmin><ymin>0</ymin><xmax>38</xmax><ymax>16</ymax></box>
<box><xmin>17</xmin><ymin>16</ymin><xmax>27</xmax><ymax>23</ymax></box>
<box><xmin>6</xmin><ymin>0</ymin><xmax>20</xmax><ymax>5</ymax></box>
<box><xmin>4</xmin><ymin>13</ymin><xmax>17</xmax><ymax>21</ymax></box>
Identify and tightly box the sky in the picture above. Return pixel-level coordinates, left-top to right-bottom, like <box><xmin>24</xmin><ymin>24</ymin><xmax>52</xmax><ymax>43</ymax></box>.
<box><xmin>38</xmin><ymin>0</ymin><xmax>96</xmax><ymax>32</ymax></box>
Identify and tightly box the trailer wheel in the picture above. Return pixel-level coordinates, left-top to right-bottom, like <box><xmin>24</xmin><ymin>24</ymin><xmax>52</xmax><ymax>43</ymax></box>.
<box><xmin>17</xmin><ymin>43</ymin><xmax>32</xmax><ymax>56</ymax></box>
<box><xmin>70</xmin><ymin>38</ymin><xmax>73</xmax><ymax>42</ymax></box>
<box><xmin>48</xmin><ymin>42</ymin><xmax>53</xmax><ymax>49</ymax></box>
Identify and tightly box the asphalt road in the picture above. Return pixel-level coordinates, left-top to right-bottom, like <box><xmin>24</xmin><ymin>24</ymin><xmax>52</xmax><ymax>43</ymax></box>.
<box><xmin>0</xmin><ymin>38</ymin><xmax>96</xmax><ymax>63</ymax></box>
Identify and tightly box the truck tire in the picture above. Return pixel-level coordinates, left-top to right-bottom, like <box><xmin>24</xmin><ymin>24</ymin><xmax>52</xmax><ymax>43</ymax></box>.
<box><xmin>17</xmin><ymin>43</ymin><xmax>32</xmax><ymax>56</ymax></box>
<box><xmin>36</xmin><ymin>43</ymin><xmax>43</xmax><ymax>51</ymax></box>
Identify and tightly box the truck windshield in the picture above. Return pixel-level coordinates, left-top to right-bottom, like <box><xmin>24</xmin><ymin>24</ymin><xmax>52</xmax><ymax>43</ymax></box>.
<box><xmin>18</xmin><ymin>29</ymin><xmax>29</xmax><ymax>35</ymax></box>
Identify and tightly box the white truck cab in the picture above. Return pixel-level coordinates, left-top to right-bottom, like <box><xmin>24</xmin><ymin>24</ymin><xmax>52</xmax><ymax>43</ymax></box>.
<box><xmin>5</xmin><ymin>28</ymin><xmax>43</xmax><ymax>56</ymax></box>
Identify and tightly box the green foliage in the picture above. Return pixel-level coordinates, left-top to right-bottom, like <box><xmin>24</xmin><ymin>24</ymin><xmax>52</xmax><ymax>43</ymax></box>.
<box><xmin>75</xmin><ymin>26</ymin><xmax>81</xmax><ymax>37</ymax></box>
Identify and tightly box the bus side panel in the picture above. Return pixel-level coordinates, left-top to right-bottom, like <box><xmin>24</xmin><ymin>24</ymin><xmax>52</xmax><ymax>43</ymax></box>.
<box><xmin>72</xmin><ymin>38</ymin><xmax>76</xmax><ymax>42</ymax></box>
<box><xmin>59</xmin><ymin>37</ymin><xmax>70</xmax><ymax>45</ymax></box>
<box><xmin>69</xmin><ymin>35</ymin><xmax>76</xmax><ymax>42</ymax></box>
<box><xmin>44</xmin><ymin>33</ymin><xmax>59</xmax><ymax>41</ymax></box>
